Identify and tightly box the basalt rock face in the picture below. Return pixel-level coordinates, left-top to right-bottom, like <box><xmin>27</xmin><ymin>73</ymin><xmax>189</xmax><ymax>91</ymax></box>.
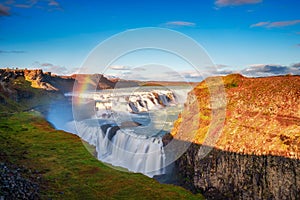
<box><xmin>171</xmin><ymin>74</ymin><xmax>300</xmax><ymax>199</ymax></box>
<box><xmin>176</xmin><ymin>144</ymin><xmax>300</xmax><ymax>199</ymax></box>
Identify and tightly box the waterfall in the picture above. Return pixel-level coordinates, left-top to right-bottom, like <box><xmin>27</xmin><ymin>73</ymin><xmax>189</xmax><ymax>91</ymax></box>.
<box><xmin>95</xmin><ymin>90</ymin><xmax>176</xmax><ymax>114</ymax></box>
<box><xmin>65</xmin><ymin>119</ymin><xmax>166</xmax><ymax>177</ymax></box>
<box><xmin>58</xmin><ymin>87</ymin><xmax>189</xmax><ymax>177</ymax></box>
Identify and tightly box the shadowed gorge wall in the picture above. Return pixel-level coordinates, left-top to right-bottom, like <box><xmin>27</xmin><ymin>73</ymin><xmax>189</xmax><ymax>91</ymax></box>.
<box><xmin>176</xmin><ymin>144</ymin><xmax>299</xmax><ymax>199</ymax></box>
<box><xmin>171</xmin><ymin>74</ymin><xmax>300</xmax><ymax>199</ymax></box>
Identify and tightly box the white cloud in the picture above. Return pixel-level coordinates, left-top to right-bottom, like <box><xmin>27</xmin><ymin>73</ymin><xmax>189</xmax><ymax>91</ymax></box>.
<box><xmin>215</xmin><ymin>0</ymin><xmax>262</xmax><ymax>7</ymax></box>
<box><xmin>174</xmin><ymin>68</ymin><xmax>234</xmax><ymax>82</ymax></box>
<box><xmin>180</xmin><ymin>63</ymin><xmax>300</xmax><ymax>80</ymax></box>
<box><xmin>164</xmin><ymin>21</ymin><xmax>196</xmax><ymax>27</ymax></box>
<box><xmin>216</xmin><ymin>64</ymin><xmax>231</xmax><ymax>69</ymax></box>
<box><xmin>0</xmin><ymin>0</ymin><xmax>61</xmax><ymax>16</ymax></box>
<box><xmin>0</xmin><ymin>50</ymin><xmax>26</xmax><ymax>53</ymax></box>
<box><xmin>32</xmin><ymin>61</ymin><xmax>78</xmax><ymax>75</ymax></box>
<box><xmin>48</xmin><ymin>0</ymin><xmax>59</xmax><ymax>6</ymax></box>
<box><xmin>251</xmin><ymin>20</ymin><xmax>300</xmax><ymax>28</ymax></box>
<box><xmin>241</xmin><ymin>64</ymin><xmax>300</xmax><ymax>77</ymax></box>
<box><xmin>105</xmin><ymin>63</ymin><xmax>300</xmax><ymax>81</ymax></box>
<box><xmin>291</xmin><ymin>62</ymin><xmax>300</xmax><ymax>68</ymax></box>
<box><xmin>250</xmin><ymin>21</ymin><xmax>269</xmax><ymax>28</ymax></box>
<box><xmin>109</xmin><ymin>65</ymin><xmax>131</xmax><ymax>70</ymax></box>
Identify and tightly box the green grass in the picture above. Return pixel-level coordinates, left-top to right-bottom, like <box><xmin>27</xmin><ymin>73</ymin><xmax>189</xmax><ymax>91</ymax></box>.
<box><xmin>0</xmin><ymin>112</ymin><xmax>203</xmax><ymax>199</ymax></box>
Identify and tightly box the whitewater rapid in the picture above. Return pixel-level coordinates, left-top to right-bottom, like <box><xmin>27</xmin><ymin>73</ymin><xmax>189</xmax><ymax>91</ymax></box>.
<box><xmin>56</xmin><ymin>87</ymin><xmax>189</xmax><ymax>177</ymax></box>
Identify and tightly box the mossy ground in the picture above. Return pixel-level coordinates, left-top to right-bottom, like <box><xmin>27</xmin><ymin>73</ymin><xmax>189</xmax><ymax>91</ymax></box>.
<box><xmin>0</xmin><ymin>112</ymin><xmax>203</xmax><ymax>199</ymax></box>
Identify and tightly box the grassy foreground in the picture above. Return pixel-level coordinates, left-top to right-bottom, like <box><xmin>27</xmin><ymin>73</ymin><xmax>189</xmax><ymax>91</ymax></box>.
<box><xmin>0</xmin><ymin>112</ymin><xmax>203</xmax><ymax>199</ymax></box>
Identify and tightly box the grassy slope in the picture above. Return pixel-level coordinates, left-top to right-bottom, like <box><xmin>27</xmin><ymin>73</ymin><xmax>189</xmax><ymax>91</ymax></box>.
<box><xmin>0</xmin><ymin>112</ymin><xmax>203</xmax><ymax>199</ymax></box>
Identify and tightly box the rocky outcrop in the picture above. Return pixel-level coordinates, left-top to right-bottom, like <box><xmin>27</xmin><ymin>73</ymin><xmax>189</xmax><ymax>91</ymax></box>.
<box><xmin>71</xmin><ymin>73</ymin><xmax>116</xmax><ymax>91</ymax></box>
<box><xmin>171</xmin><ymin>74</ymin><xmax>300</xmax><ymax>199</ymax></box>
<box><xmin>24</xmin><ymin>69</ymin><xmax>58</xmax><ymax>91</ymax></box>
<box><xmin>0</xmin><ymin>68</ymin><xmax>120</xmax><ymax>94</ymax></box>
<box><xmin>0</xmin><ymin>69</ymin><xmax>62</xmax><ymax>109</ymax></box>
<box><xmin>0</xmin><ymin>68</ymin><xmax>142</xmax><ymax>114</ymax></box>
<box><xmin>176</xmin><ymin>144</ymin><xmax>299</xmax><ymax>199</ymax></box>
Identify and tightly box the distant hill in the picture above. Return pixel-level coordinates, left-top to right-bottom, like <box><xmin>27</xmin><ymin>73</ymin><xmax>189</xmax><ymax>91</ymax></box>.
<box><xmin>0</xmin><ymin>69</ymin><xmax>63</xmax><ymax>112</ymax></box>
<box><xmin>0</xmin><ymin>68</ymin><xmax>195</xmax><ymax>112</ymax></box>
<box><xmin>0</xmin><ymin>68</ymin><xmax>119</xmax><ymax>92</ymax></box>
<box><xmin>0</xmin><ymin>68</ymin><xmax>139</xmax><ymax>111</ymax></box>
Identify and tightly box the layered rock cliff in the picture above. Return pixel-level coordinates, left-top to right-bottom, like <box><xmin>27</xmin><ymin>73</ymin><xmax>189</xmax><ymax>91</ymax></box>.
<box><xmin>0</xmin><ymin>68</ymin><xmax>119</xmax><ymax>92</ymax></box>
<box><xmin>171</xmin><ymin>74</ymin><xmax>300</xmax><ymax>199</ymax></box>
<box><xmin>0</xmin><ymin>68</ymin><xmax>123</xmax><ymax>112</ymax></box>
<box><xmin>0</xmin><ymin>69</ymin><xmax>66</xmax><ymax>112</ymax></box>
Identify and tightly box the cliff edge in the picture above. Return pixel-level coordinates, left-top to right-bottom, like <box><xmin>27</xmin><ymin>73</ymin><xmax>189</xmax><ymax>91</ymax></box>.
<box><xmin>171</xmin><ymin>74</ymin><xmax>300</xmax><ymax>199</ymax></box>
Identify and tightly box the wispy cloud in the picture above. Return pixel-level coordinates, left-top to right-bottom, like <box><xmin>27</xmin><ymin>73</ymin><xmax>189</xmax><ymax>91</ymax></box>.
<box><xmin>216</xmin><ymin>64</ymin><xmax>231</xmax><ymax>69</ymax></box>
<box><xmin>186</xmin><ymin>63</ymin><xmax>300</xmax><ymax>78</ymax></box>
<box><xmin>107</xmin><ymin>63</ymin><xmax>300</xmax><ymax>80</ymax></box>
<box><xmin>180</xmin><ymin>63</ymin><xmax>300</xmax><ymax>79</ymax></box>
<box><xmin>267</xmin><ymin>20</ymin><xmax>300</xmax><ymax>28</ymax></box>
<box><xmin>251</xmin><ymin>20</ymin><xmax>300</xmax><ymax>28</ymax></box>
<box><xmin>291</xmin><ymin>62</ymin><xmax>300</xmax><ymax>68</ymax></box>
<box><xmin>41</xmin><ymin>63</ymin><xmax>54</xmax><ymax>67</ymax></box>
<box><xmin>0</xmin><ymin>50</ymin><xmax>26</xmax><ymax>53</ymax></box>
<box><xmin>119</xmin><ymin>63</ymin><xmax>300</xmax><ymax>80</ymax></box>
<box><xmin>48</xmin><ymin>0</ymin><xmax>59</xmax><ymax>6</ymax></box>
<box><xmin>14</xmin><ymin>4</ymin><xmax>33</xmax><ymax>8</ymax></box>
<box><xmin>0</xmin><ymin>4</ymin><xmax>10</xmax><ymax>16</ymax></box>
<box><xmin>0</xmin><ymin>0</ymin><xmax>61</xmax><ymax>16</ymax></box>
<box><xmin>241</xmin><ymin>64</ymin><xmax>300</xmax><ymax>77</ymax></box>
<box><xmin>164</xmin><ymin>21</ymin><xmax>196</xmax><ymax>27</ymax></box>
<box><xmin>215</xmin><ymin>0</ymin><xmax>262</xmax><ymax>7</ymax></box>
<box><xmin>32</xmin><ymin>61</ymin><xmax>77</xmax><ymax>75</ymax></box>
<box><xmin>109</xmin><ymin>65</ymin><xmax>131</xmax><ymax>70</ymax></box>
<box><xmin>13</xmin><ymin>0</ymin><xmax>36</xmax><ymax>9</ymax></box>
<box><xmin>176</xmin><ymin>68</ymin><xmax>234</xmax><ymax>82</ymax></box>
<box><xmin>250</xmin><ymin>21</ymin><xmax>269</xmax><ymax>27</ymax></box>
<box><xmin>173</xmin><ymin>63</ymin><xmax>300</xmax><ymax>80</ymax></box>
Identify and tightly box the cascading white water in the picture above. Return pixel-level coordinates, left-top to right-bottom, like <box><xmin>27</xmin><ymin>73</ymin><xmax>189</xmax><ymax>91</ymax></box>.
<box><xmin>65</xmin><ymin>120</ymin><xmax>166</xmax><ymax>177</ymax></box>
<box><xmin>60</xmin><ymin>87</ymin><xmax>189</xmax><ymax>177</ymax></box>
<box><xmin>94</xmin><ymin>90</ymin><xmax>176</xmax><ymax>114</ymax></box>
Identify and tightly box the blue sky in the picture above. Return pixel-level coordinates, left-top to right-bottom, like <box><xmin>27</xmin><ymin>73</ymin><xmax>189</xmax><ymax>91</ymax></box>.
<box><xmin>0</xmin><ymin>0</ymin><xmax>299</xmax><ymax>78</ymax></box>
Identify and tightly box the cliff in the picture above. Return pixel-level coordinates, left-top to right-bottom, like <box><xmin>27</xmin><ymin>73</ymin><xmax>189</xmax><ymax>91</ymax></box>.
<box><xmin>0</xmin><ymin>68</ymin><xmax>121</xmax><ymax>112</ymax></box>
<box><xmin>0</xmin><ymin>68</ymin><xmax>119</xmax><ymax>92</ymax></box>
<box><xmin>171</xmin><ymin>74</ymin><xmax>300</xmax><ymax>199</ymax></box>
